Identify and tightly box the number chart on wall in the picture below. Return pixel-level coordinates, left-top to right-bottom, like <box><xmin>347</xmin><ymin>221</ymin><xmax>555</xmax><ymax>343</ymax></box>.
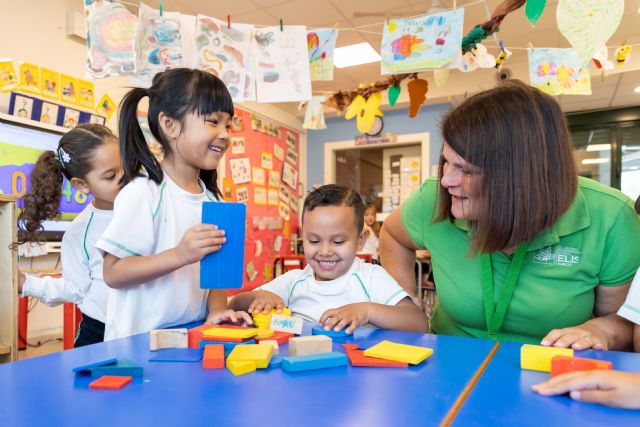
<box><xmin>223</xmin><ymin>108</ymin><xmax>301</xmax><ymax>292</ymax></box>
<box><xmin>0</xmin><ymin>120</ymin><xmax>92</xmax><ymax>220</ymax></box>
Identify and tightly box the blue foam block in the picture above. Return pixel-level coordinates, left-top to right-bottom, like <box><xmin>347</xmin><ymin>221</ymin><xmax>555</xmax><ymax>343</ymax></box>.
<box><xmin>268</xmin><ymin>355</ymin><xmax>282</xmax><ymax>369</ymax></box>
<box><xmin>281</xmin><ymin>352</ymin><xmax>348</xmax><ymax>373</ymax></box>
<box><xmin>72</xmin><ymin>357</ymin><xmax>118</xmax><ymax>373</ymax></box>
<box><xmin>200</xmin><ymin>339</ymin><xmax>256</xmax><ymax>356</ymax></box>
<box><xmin>149</xmin><ymin>348</ymin><xmax>204</xmax><ymax>362</ymax></box>
<box><xmin>200</xmin><ymin>202</ymin><xmax>246</xmax><ymax>289</ymax></box>
<box><xmin>311</xmin><ymin>324</ymin><xmax>351</xmax><ymax>338</ymax></box>
<box><xmin>90</xmin><ymin>358</ymin><xmax>143</xmax><ymax>378</ymax></box>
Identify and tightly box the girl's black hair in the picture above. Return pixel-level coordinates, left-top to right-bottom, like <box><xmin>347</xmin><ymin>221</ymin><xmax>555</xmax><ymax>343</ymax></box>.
<box><xmin>118</xmin><ymin>68</ymin><xmax>234</xmax><ymax>199</ymax></box>
<box><xmin>17</xmin><ymin>124</ymin><xmax>116</xmax><ymax>244</ymax></box>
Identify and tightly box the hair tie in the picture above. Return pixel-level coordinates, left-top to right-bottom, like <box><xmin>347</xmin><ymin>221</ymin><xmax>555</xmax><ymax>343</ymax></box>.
<box><xmin>57</xmin><ymin>147</ymin><xmax>71</xmax><ymax>167</ymax></box>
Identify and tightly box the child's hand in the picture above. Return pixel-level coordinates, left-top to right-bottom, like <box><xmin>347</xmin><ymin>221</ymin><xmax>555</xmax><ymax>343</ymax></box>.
<box><xmin>532</xmin><ymin>370</ymin><xmax>640</xmax><ymax>409</ymax></box>
<box><xmin>248</xmin><ymin>290</ymin><xmax>285</xmax><ymax>314</ymax></box>
<box><xmin>175</xmin><ymin>224</ymin><xmax>226</xmax><ymax>266</ymax></box>
<box><xmin>206</xmin><ymin>309</ymin><xmax>253</xmax><ymax>326</ymax></box>
<box><xmin>319</xmin><ymin>303</ymin><xmax>370</xmax><ymax>334</ymax></box>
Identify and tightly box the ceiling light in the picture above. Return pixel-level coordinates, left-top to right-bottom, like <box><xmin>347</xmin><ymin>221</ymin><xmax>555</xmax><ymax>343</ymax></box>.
<box><xmin>334</xmin><ymin>42</ymin><xmax>381</xmax><ymax>68</ymax></box>
<box><xmin>635</xmin><ymin>85</ymin><xmax>640</xmax><ymax>93</ymax></box>
<box><xmin>582</xmin><ymin>158</ymin><xmax>610</xmax><ymax>165</ymax></box>
<box><xmin>586</xmin><ymin>144</ymin><xmax>611</xmax><ymax>151</ymax></box>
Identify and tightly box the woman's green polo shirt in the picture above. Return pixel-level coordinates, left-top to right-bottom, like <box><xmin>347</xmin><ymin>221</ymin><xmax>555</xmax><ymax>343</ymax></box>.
<box><xmin>402</xmin><ymin>177</ymin><xmax>640</xmax><ymax>343</ymax></box>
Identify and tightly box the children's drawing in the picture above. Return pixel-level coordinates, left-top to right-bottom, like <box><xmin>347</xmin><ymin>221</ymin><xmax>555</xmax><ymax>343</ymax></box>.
<box><xmin>273</xmin><ymin>144</ymin><xmax>284</xmax><ymax>161</ymax></box>
<box><xmin>63</xmin><ymin>108</ymin><xmax>80</xmax><ymax>129</ymax></box>
<box><xmin>307</xmin><ymin>28</ymin><xmax>338</xmax><ymax>81</ymax></box>
<box><xmin>302</xmin><ymin>96</ymin><xmax>327</xmax><ymax>130</ymax></box>
<box><xmin>195</xmin><ymin>14</ymin><xmax>253</xmax><ymax>102</ymax></box>
<box><xmin>278</xmin><ymin>185</ymin><xmax>290</xmax><ymax>204</ymax></box>
<box><xmin>84</xmin><ymin>0</ymin><xmax>136</xmax><ymax>78</ymax></box>
<box><xmin>244</xmin><ymin>28</ymin><xmax>257</xmax><ymax>101</ymax></box>
<box><xmin>231</xmin><ymin>137</ymin><xmax>245</xmax><ymax>154</ymax></box>
<box><xmin>282</xmin><ymin>162</ymin><xmax>298</xmax><ymax>191</ymax></box>
<box><xmin>557</xmin><ymin>0</ymin><xmax>624</xmax><ymax>66</ymax></box>
<box><xmin>12</xmin><ymin>95</ymin><xmax>33</xmax><ymax>120</ymax></box>
<box><xmin>267</xmin><ymin>188</ymin><xmax>279</xmax><ymax>206</ymax></box>
<box><xmin>254</xmin><ymin>187</ymin><xmax>267</xmax><ymax>205</ymax></box>
<box><xmin>19</xmin><ymin>63</ymin><xmax>40</xmax><ymax>94</ymax></box>
<box><xmin>268</xmin><ymin>170</ymin><xmax>280</xmax><ymax>187</ymax></box>
<box><xmin>381</xmin><ymin>9</ymin><xmax>464</xmax><ymax>74</ymax></box>
<box><xmin>40</xmin><ymin>68</ymin><xmax>59</xmax><ymax>100</ymax></box>
<box><xmin>236</xmin><ymin>186</ymin><xmax>249</xmax><ymax>203</ymax></box>
<box><xmin>78</xmin><ymin>80</ymin><xmax>95</xmax><ymax>109</ymax></box>
<box><xmin>133</xmin><ymin>3</ymin><xmax>184</xmax><ymax>87</ymax></box>
<box><xmin>261</xmin><ymin>152</ymin><xmax>273</xmax><ymax>170</ymax></box>
<box><xmin>40</xmin><ymin>103</ymin><xmax>59</xmax><ymax>125</ymax></box>
<box><xmin>229</xmin><ymin>157</ymin><xmax>251</xmax><ymax>184</ymax></box>
<box><xmin>0</xmin><ymin>59</ymin><xmax>18</xmax><ymax>92</ymax></box>
<box><xmin>528</xmin><ymin>48</ymin><xmax>592</xmax><ymax>96</ymax></box>
<box><xmin>252</xmin><ymin>167</ymin><xmax>266</xmax><ymax>186</ymax></box>
<box><xmin>253</xmin><ymin>26</ymin><xmax>312</xmax><ymax>102</ymax></box>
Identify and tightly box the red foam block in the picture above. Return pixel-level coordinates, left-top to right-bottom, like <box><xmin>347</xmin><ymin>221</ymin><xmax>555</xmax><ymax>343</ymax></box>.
<box><xmin>203</xmin><ymin>344</ymin><xmax>225</xmax><ymax>369</ymax></box>
<box><xmin>550</xmin><ymin>355</ymin><xmax>612</xmax><ymax>378</ymax></box>
<box><xmin>341</xmin><ymin>344</ymin><xmax>408</xmax><ymax>368</ymax></box>
<box><xmin>89</xmin><ymin>375</ymin><xmax>133</xmax><ymax>390</ymax></box>
<box><xmin>256</xmin><ymin>330</ymin><xmax>293</xmax><ymax>345</ymax></box>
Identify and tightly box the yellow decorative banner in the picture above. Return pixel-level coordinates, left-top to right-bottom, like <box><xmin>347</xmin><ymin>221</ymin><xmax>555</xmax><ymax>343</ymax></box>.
<box><xmin>95</xmin><ymin>93</ymin><xmax>116</xmax><ymax>122</ymax></box>
<box><xmin>78</xmin><ymin>79</ymin><xmax>95</xmax><ymax>109</ymax></box>
<box><xmin>60</xmin><ymin>74</ymin><xmax>79</xmax><ymax>105</ymax></box>
<box><xmin>0</xmin><ymin>59</ymin><xmax>18</xmax><ymax>92</ymax></box>
<box><xmin>19</xmin><ymin>63</ymin><xmax>40</xmax><ymax>94</ymax></box>
<box><xmin>40</xmin><ymin>68</ymin><xmax>59</xmax><ymax>100</ymax></box>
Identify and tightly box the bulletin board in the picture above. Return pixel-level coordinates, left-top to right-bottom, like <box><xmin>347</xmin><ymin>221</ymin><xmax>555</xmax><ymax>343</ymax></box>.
<box><xmin>223</xmin><ymin>108</ymin><xmax>302</xmax><ymax>292</ymax></box>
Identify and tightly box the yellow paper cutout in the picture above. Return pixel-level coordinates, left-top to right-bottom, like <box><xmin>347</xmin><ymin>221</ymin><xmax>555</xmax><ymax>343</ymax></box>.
<box><xmin>60</xmin><ymin>74</ymin><xmax>79</xmax><ymax>105</ymax></box>
<box><xmin>19</xmin><ymin>63</ymin><xmax>40</xmax><ymax>94</ymax></box>
<box><xmin>0</xmin><ymin>59</ymin><xmax>18</xmax><ymax>92</ymax></box>
<box><xmin>345</xmin><ymin>92</ymin><xmax>383</xmax><ymax>134</ymax></box>
<box><xmin>78</xmin><ymin>80</ymin><xmax>95</xmax><ymax>109</ymax></box>
<box><xmin>96</xmin><ymin>93</ymin><xmax>116</xmax><ymax>121</ymax></box>
<box><xmin>40</xmin><ymin>68</ymin><xmax>59</xmax><ymax>100</ymax></box>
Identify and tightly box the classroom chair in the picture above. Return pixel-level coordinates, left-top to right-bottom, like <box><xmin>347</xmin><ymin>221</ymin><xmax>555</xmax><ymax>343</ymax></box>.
<box><xmin>273</xmin><ymin>255</ymin><xmax>306</xmax><ymax>277</ymax></box>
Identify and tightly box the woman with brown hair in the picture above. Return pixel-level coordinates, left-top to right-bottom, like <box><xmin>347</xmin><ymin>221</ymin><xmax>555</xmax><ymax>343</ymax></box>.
<box><xmin>379</xmin><ymin>80</ymin><xmax>640</xmax><ymax>350</ymax></box>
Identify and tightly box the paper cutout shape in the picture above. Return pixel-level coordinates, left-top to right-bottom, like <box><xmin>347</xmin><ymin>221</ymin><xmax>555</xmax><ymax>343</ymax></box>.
<box><xmin>96</xmin><ymin>93</ymin><xmax>116</xmax><ymax>121</ymax></box>
<box><xmin>381</xmin><ymin>9</ymin><xmax>464</xmax><ymax>74</ymax></box>
<box><xmin>246</xmin><ymin>261</ymin><xmax>258</xmax><ymax>281</ymax></box>
<box><xmin>302</xmin><ymin>96</ymin><xmax>327</xmax><ymax>130</ymax></box>
<box><xmin>556</xmin><ymin>0</ymin><xmax>624</xmax><ymax>66</ymax></box>
<box><xmin>200</xmin><ymin>202</ymin><xmax>246</xmax><ymax>289</ymax></box>
<box><xmin>388</xmin><ymin>85</ymin><xmax>401</xmax><ymax>107</ymax></box>
<box><xmin>433</xmin><ymin>69</ymin><xmax>449</xmax><ymax>87</ymax></box>
<box><xmin>615</xmin><ymin>45</ymin><xmax>632</xmax><ymax>66</ymax></box>
<box><xmin>345</xmin><ymin>92</ymin><xmax>384</xmax><ymax>134</ymax></box>
<box><xmin>40</xmin><ymin>68</ymin><xmax>59</xmax><ymax>100</ymax></box>
<box><xmin>525</xmin><ymin>0</ymin><xmax>547</xmax><ymax>26</ymax></box>
<box><xmin>407</xmin><ymin>78</ymin><xmax>429</xmax><ymax>118</ymax></box>
<box><xmin>19</xmin><ymin>63</ymin><xmax>39</xmax><ymax>94</ymax></box>
<box><xmin>195</xmin><ymin>14</ymin><xmax>253</xmax><ymax>102</ymax></box>
<box><xmin>0</xmin><ymin>59</ymin><xmax>18</xmax><ymax>92</ymax></box>
<box><xmin>592</xmin><ymin>45</ymin><xmax>613</xmax><ymax>70</ymax></box>
<box><xmin>528</xmin><ymin>48</ymin><xmax>592</xmax><ymax>95</ymax></box>
<box><xmin>307</xmin><ymin>28</ymin><xmax>338</xmax><ymax>81</ymax></box>
<box><xmin>84</xmin><ymin>0</ymin><xmax>136</xmax><ymax>78</ymax></box>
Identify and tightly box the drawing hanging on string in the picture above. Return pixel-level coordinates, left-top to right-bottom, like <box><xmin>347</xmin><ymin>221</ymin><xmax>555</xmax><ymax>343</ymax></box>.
<box><xmin>528</xmin><ymin>48</ymin><xmax>592</xmax><ymax>96</ymax></box>
<box><xmin>307</xmin><ymin>28</ymin><xmax>338</xmax><ymax>81</ymax></box>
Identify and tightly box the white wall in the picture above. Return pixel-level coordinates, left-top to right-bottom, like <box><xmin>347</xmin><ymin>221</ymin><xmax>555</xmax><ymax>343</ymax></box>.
<box><xmin>3</xmin><ymin>0</ymin><xmax>305</xmax><ymax>338</ymax></box>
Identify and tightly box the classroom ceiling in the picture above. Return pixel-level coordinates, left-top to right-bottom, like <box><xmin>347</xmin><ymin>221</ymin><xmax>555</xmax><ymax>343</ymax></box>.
<box><xmin>128</xmin><ymin>0</ymin><xmax>640</xmax><ymax>116</ymax></box>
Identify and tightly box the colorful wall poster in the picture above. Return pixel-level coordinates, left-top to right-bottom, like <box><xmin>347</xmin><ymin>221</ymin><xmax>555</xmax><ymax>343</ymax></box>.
<box><xmin>307</xmin><ymin>28</ymin><xmax>338</xmax><ymax>81</ymax></box>
<box><xmin>63</xmin><ymin>108</ymin><xmax>81</xmax><ymax>129</ymax></box>
<box><xmin>60</xmin><ymin>74</ymin><xmax>79</xmax><ymax>105</ymax></box>
<box><xmin>229</xmin><ymin>157</ymin><xmax>251</xmax><ymax>184</ymax></box>
<box><xmin>195</xmin><ymin>14</ymin><xmax>253</xmax><ymax>102</ymax></box>
<box><xmin>0</xmin><ymin>59</ymin><xmax>18</xmax><ymax>92</ymax></box>
<box><xmin>12</xmin><ymin>95</ymin><xmax>34</xmax><ymax>120</ymax></box>
<box><xmin>84</xmin><ymin>0</ymin><xmax>137</xmax><ymax>78</ymax></box>
<box><xmin>78</xmin><ymin>80</ymin><xmax>95</xmax><ymax>109</ymax></box>
<box><xmin>39</xmin><ymin>68</ymin><xmax>59</xmax><ymax>100</ymax></box>
<box><xmin>380</xmin><ymin>9</ymin><xmax>464</xmax><ymax>74</ymax></box>
<box><xmin>39</xmin><ymin>102</ymin><xmax>59</xmax><ymax>125</ymax></box>
<box><xmin>96</xmin><ymin>93</ymin><xmax>116</xmax><ymax>122</ymax></box>
<box><xmin>254</xmin><ymin>187</ymin><xmax>267</xmax><ymax>205</ymax></box>
<box><xmin>282</xmin><ymin>162</ymin><xmax>298</xmax><ymax>190</ymax></box>
<box><xmin>528</xmin><ymin>48</ymin><xmax>592</xmax><ymax>95</ymax></box>
<box><xmin>267</xmin><ymin>188</ymin><xmax>278</xmax><ymax>206</ymax></box>
<box><xmin>253</xmin><ymin>26</ymin><xmax>312</xmax><ymax>102</ymax></box>
<box><xmin>252</xmin><ymin>167</ymin><xmax>266</xmax><ymax>185</ymax></box>
<box><xmin>231</xmin><ymin>137</ymin><xmax>246</xmax><ymax>154</ymax></box>
<box><xmin>268</xmin><ymin>170</ymin><xmax>280</xmax><ymax>187</ymax></box>
<box><xmin>19</xmin><ymin>63</ymin><xmax>40</xmax><ymax>94</ymax></box>
<box><xmin>133</xmin><ymin>3</ymin><xmax>184</xmax><ymax>87</ymax></box>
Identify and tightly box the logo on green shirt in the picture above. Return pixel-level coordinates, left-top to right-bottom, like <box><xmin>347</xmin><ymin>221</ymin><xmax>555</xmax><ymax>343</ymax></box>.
<box><xmin>533</xmin><ymin>245</ymin><xmax>581</xmax><ymax>267</ymax></box>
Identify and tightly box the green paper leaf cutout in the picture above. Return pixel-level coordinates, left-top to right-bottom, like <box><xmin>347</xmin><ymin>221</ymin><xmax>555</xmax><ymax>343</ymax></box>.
<box><xmin>525</xmin><ymin>0</ymin><xmax>547</xmax><ymax>26</ymax></box>
<box><xmin>388</xmin><ymin>85</ymin><xmax>401</xmax><ymax>107</ymax></box>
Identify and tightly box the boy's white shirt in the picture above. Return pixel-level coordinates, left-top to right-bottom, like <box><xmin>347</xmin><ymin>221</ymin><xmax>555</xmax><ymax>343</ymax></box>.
<box><xmin>618</xmin><ymin>268</ymin><xmax>640</xmax><ymax>325</ymax></box>
<box><xmin>21</xmin><ymin>203</ymin><xmax>111</xmax><ymax>323</ymax></box>
<box><xmin>360</xmin><ymin>224</ymin><xmax>379</xmax><ymax>260</ymax></box>
<box><xmin>258</xmin><ymin>257</ymin><xmax>410</xmax><ymax>324</ymax></box>
<box><xmin>96</xmin><ymin>172</ymin><xmax>215</xmax><ymax>340</ymax></box>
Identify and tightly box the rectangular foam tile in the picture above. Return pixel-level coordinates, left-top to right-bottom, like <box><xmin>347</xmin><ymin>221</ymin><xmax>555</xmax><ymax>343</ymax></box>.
<box><xmin>281</xmin><ymin>352</ymin><xmax>348</xmax><ymax>373</ymax></box>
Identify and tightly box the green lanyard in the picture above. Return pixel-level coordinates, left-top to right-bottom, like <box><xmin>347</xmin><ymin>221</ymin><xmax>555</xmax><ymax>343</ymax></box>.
<box><xmin>480</xmin><ymin>242</ymin><xmax>529</xmax><ymax>340</ymax></box>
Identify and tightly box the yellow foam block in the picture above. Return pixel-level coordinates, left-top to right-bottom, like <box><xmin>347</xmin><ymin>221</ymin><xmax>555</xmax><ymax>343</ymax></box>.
<box><xmin>363</xmin><ymin>340</ymin><xmax>433</xmax><ymax>365</ymax></box>
<box><xmin>227</xmin><ymin>360</ymin><xmax>256</xmax><ymax>376</ymax></box>
<box><xmin>202</xmin><ymin>327</ymin><xmax>258</xmax><ymax>339</ymax></box>
<box><xmin>520</xmin><ymin>344</ymin><xmax>573</xmax><ymax>372</ymax></box>
<box><xmin>253</xmin><ymin>308</ymin><xmax>292</xmax><ymax>322</ymax></box>
<box><xmin>227</xmin><ymin>344</ymin><xmax>273</xmax><ymax>369</ymax></box>
<box><xmin>255</xmin><ymin>329</ymin><xmax>274</xmax><ymax>339</ymax></box>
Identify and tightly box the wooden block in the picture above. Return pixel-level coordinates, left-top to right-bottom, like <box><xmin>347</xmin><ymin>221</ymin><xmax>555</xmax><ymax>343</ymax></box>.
<box><xmin>90</xmin><ymin>359</ymin><xmax>143</xmax><ymax>378</ymax></box>
<box><xmin>363</xmin><ymin>340</ymin><xmax>433</xmax><ymax>365</ymax></box>
<box><xmin>188</xmin><ymin>325</ymin><xmax>211</xmax><ymax>348</ymax></box>
<box><xmin>227</xmin><ymin>344</ymin><xmax>273</xmax><ymax>369</ymax></box>
<box><xmin>281</xmin><ymin>352</ymin><xmax>348</xmax><ymax>373</ymax></box>
<box><xmin>260</xmin><ymin>340</ymin><xmax>279</xmax><ymax>355</ymax></box>
<box><xmin>203</xmin><ymin>345</ymin><xmax>225</xmax><ymax>369</ymax></box>
<box><xmin>256</xmin><ymin>331</ymin><xmax>293</xmax><ymax>345</ymax></box>
<box><xmin>202</xmin><ymin>327</ymin><xmax>258</xmax><ymax>340</ymax></box>
<box><xmin>73</xmin><ymin>357</ymin><xmax>118</xmax><ymax>373</ymax></box>
<box><xmin>148</xmin><ymin>348</ymin><xmax>204</xmax><ymax>362</ymax></box>
<box><xmin>312</xmin><ymin>324</ymin><xmax>351</xmax><ymax>338</ymax></box>
<box><xmin>149</xmin><ymin>329</ymin><xmax>188</xmax><ymax>351</ymax></box>
<box><xmin>520</xmin><ymin>344</ymin><xmax>574</xmax><ymax>372</ymax></box>
<box><xmin>269</xmin><ymin>314</ymin><xmax>303</xmax><ymax>335</ymax></box>
<box><xmin>550</xmin><ymin>355</ymin><xmax>612</xmax><ymax>378</ymax></box>
<box><xmin>288</xmin><ymin>335</ymin><xmax>333</xmax><ymax>357</ymax></box>
<box><xmin>342</xmin><ymin>344</ymin><xmax>408</xmax><ymax>368</ymax></box>
<box><xmin>227</xmin><ymin>360</ymin><xmax>256</xmax><ymax>376</ymax></box>
<box><xmin>89</xmin><ymin>376</ymin><xmax>132</xmax><ymax>390</ymax></box>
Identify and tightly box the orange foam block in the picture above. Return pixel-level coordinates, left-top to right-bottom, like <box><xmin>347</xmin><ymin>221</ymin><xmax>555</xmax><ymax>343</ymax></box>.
<box><xmin>342</xmin><ymin>344</ymin><xmax>408</xmax><ymax>368</ymax></box>
<box><xmin>188</xmin><ymin>324</ymin><xmax>210</xmax><ymax>348</ymax></box>
<box><xmin>89</xmin><ymin>376</ymin><xmax>132</xmax><ymax>390</ymax></box>
<box><xmin>256</xmin><ymin>330</ymin><xmax>293</xmax><ymax>345</ymax></box>
<box><xmin>550</xmin><ymin>356</ymin><xmax>612</xmax><ymax>378</ymax></box>
<box><xmin>203</xmin><ymin>344</ymin><xmax>225</xmax><ymax>369</ymax></box>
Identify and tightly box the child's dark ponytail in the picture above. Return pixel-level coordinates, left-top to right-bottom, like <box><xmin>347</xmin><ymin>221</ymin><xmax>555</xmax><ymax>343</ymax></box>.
<box><xmin>119</xmin><ymin>68</ymin><xmax>234</xmax><ymax>199</ymax></box>
<box><xmin>17</xmin><ymin>124</ymin><xmax>116</xmax><ymax>244</ymax></box>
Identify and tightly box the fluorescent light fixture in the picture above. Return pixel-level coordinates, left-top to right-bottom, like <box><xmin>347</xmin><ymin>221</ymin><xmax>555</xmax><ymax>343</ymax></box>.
<box><xmin>635</xmin><ymin>85</ymin><xmax>640</xmax><ymax>93</ymax></box>
<box><xmin>334</xmin><ymin>42</ymin><xmax>381</xmax><ymax>68</ymax></box>
<box><xmin>586</xmin><ymin>144</ymin><xmax>611</xmax><ymax>151</ymax></box>
<box><xmin>582</xmin><ymin>158</ymin><xmax>609</xmax><ymax>165</ymax></box>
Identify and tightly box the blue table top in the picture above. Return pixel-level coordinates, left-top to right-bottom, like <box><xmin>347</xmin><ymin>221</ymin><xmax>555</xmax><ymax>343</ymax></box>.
<box><xmin>452</xmin><ymin>341</ymin><xmax>640</xmax><ymax>427</ymax></box>
<box><xmin>0</xmin><ymin>325</ymin><xmax>495</xmax><ymax>427</ymax></box>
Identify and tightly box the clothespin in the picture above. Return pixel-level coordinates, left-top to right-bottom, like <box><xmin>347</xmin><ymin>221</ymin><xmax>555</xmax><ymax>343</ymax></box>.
<box><xmin>499</xmin><ymin>40</ymin><xmax>505</xmax><ymax>52</ymax></box>
<box><xmin>528</xmin><ymin>42</ymin><xmax>535</xmax><ymax>51</ymax></box>
<box><xmin>227</xmin><ymin>15</ymin><xmax>231</xmax><ymax>29</ymax></box>
<box><xmin>280</xmin><ymin>19</ymin><xmax>283</xmax><ymax>32</ymax></box>
<box><xmin>453</xmin><ymin>0</ymin><xmax>457</xmax><ymax>9</ymax></box>
<box><xmin>159</xmin><ymin>0</ymin><xmax>163</xmax><ymax>17</ymax></box>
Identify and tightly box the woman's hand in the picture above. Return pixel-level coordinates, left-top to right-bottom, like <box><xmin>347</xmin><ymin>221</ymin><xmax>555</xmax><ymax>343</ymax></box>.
<box><xmin>206</xmin><ymin>309</ymin><xmax>253</xmax><ymax>326</ymax></box>
<box><xmin>541</xmin><ymin>323</ymin><xmax>608</xmax><ymax>350</ymax></box>
<box><xmin>248</xmin><ymin>290</ymin><xmax>285</xmax><ymax>314</ymax></box>
<box><xmin>319</xmin><ymin>303</ymin><xmax>370</xmax><ymax>334</ymax></box>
